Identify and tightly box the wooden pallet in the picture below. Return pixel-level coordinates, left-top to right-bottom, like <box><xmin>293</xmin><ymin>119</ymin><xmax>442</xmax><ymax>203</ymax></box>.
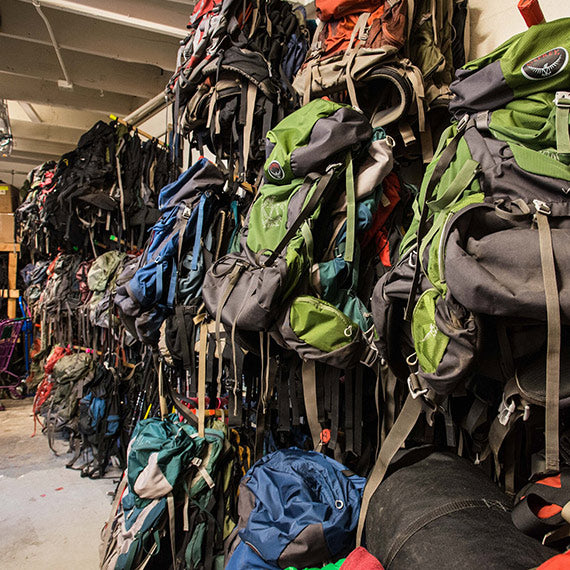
<box><xmin>0</xmin><ymin>242</ymin><xmax>20</xmax><ymax>318</ymax></box>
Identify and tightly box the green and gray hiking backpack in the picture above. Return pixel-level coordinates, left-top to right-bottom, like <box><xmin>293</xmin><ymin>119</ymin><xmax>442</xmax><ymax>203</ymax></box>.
<box><xmin>202</xmin><ymin>98</ymin><xmax>373</xmax><ymax>335</ymax></box>
<box><xmin>360</xmin><ymin>19</ymin><xmax>570</xmax><ymax>533</ymax></box>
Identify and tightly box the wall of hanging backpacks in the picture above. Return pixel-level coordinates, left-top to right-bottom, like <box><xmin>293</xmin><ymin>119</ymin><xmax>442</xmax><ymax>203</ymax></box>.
<box><xmin>14</xmin><ymin>0</ymin><xmax>570</xmax><ymax>568</ymax></box>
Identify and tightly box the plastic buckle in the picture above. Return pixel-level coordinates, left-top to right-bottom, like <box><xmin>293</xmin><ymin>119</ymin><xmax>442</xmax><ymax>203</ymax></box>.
<box><xmin>498</xmin><ymin>396</ymin><xmax>516</xmax><ymax>426</ymax></box>
<box><xmin>533</xmin><ymin>199</ymin><xmax>551</xmax><ymax>216</ymax></box>
<box><xmin>407</xmin><ymin>375</ymin><xmax>428</xmax><ymax>399</ymax></box>
<box><xmin>182</xmin><ymin>205</ymin><xmax>192</xmax><ymax>218</ymax></box>
<box><xmin>457</xmin><ymin>114</ymin><xmax>470</xmax><ymax>131</ymax></box>
<box><xmin>554</xmin><ymin>91</ymin><xmax>570</xmax><ymax>108</ymax></box>
<box><xmin>360</xmin><ymin>343</ymin><xmax>378</xmax><ymax>368</ymax></box>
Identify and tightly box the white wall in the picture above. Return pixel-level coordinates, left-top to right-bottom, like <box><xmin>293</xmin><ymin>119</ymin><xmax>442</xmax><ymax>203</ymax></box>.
<box><xmin>468</xmin><ymin>0</ymin><xmax>569</xmax><ymax>59</ymax></box>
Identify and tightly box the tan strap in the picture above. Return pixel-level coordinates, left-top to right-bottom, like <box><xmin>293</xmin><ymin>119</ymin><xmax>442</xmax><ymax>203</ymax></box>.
<box><xmin>302</xmin><ymin>360</ymin><xmax>322</xmax><ymax>450</ymax></box>
<box><xmin>158</xmin><ymin>360</ymin><xmax>168</xmax><ymax>419</ymax></box>
<box><xmin>344</xmin><ymin>12</ymin><xmax>370</xmax><ymax>59</ymax></box>
<box><xmin>100</xmin><ymin>476</ymin><xmax>128</xmax><ymax>562</ymax></box>
<box><xmin>167</xmin><ymin>492</ymin><xmax>177</xmax><ymax>567</ymax></box>
<box><xmin>536</xmin><ymin>207</ymin><xmax>561</xmax><ymax>473</ymax></box>
<box><xmin>242</xmin><ymin>82</ymin><xmax>258</xmax><ymax>174</ymax></box>
<box><xmin>345</xmin><ymin>51</ymin><xmax>361</xmax><ymax>110</ymax></box>
<box><xmin>356</xmin><ymin>394</ymin><xmax>423</xmax><ymax>545</ymax></box>
<box><xmin>406</xmin><ymin>0</ymin><xmax>415</xmax><ymax>54</ymax></box>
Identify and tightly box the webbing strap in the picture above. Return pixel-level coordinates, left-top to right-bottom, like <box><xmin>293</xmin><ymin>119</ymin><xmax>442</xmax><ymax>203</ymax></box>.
<box><xmin>344</xmin><ymin>152</ymin><xmax>356</xmax><ymax>263</ymax></box>
<box><xmin>354</xmin><ymin>366</ymin><xmax>363</xmax><ymax>455</ymax></box>
<box><xmin>404</xmin><ymin>117</ymin><xmax>469</xmax><ymax>320</ymax></box>
<box><xmin>345</xmin><ymin>369</ymin><xmax>354</xmax><ymax>453</ymax></box>
<box><xmin>176</xmin><ymin>306</ymin><xmax>192</xmax><ymax>372</ymax></box>
<box><xmin>158</xmin><ymin>361</ymin><xmax>168</xmax><ymax>419</ymax></box>
<box><xmin>356</xmin><ymin>395</ymin><xmax>423</xmax><ymax>546</ymax></box>
<box><xmin>115</xmin><ymin>152</ymin><xmax>127</xmax><ymax>231</ymax></box>
<box><xmin>554</xmin><ymin>92</ymin><xmax>570</xmax><ymax>156</ymax></box>
<box><xmin>264</xmin><ymin>170</ymin><xmax>335</xmax><ymax>267</ymax></box>
<box><xmin>426</xmin><ymin>158</ymin><xmax>479</xmax><ymax>212</ymax></box>
<box><xmin>329</xmin><ymin>368</ymin><xmax>341</xmax><ymax>452</ymax></box>
<box><xmin>381</xmin><ymin>362</ymin><xmax>398</xmax><ymax>443</ymax></box>
<box><xmin>198</xmin><ymin>322</ymin><xmax>208</xmax><ymax>438</ymax></box>
<box><xmin>536</xmin><ymin>208</ymin><xmax>561</xmax><ymax>473</ymax></box>
<box><xmin>191</xmin><ymin>194</ymin><xmax>207</xmax><ymax>272</ymax></box>
<box><xmin>302</xmin><ymin>360</ymin><xmax>322</xmax><ymax>450</ymax></box>
<box><xmin>242</xmin><ymin>82</ymin><xmax>257</xmax><ymax>174</ymax></box>
<box><xmin>166</xmin><ymin>492</ymin><xmax>177</xmax><ymax>568</ymax></box>
<box><xmin>100</xmin><ymin>476</ymin><xmax>127</xmax><ymax>558</ymax></box>
<box><xmin>418</xmin><ymin>158</ymin><xmax>480</xmax><ymax>273</ymax></box>
<box><xmin>214</xmin><ymin>262</ymin><xmax>246</xmax><ymax>391</ymax></box>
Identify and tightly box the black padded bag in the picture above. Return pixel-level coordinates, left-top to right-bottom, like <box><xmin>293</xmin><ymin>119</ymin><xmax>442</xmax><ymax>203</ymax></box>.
<box><xmin>365</xmin><ymin>451</ymin><xmax>557</xmax><ymax>569</ymax></box>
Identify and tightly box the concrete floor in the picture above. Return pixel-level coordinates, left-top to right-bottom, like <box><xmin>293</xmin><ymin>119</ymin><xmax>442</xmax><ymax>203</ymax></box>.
<box><xmin>0</xmin><ymin>398</ymin><xmax>117</xmax><ymax>569</ymax></box>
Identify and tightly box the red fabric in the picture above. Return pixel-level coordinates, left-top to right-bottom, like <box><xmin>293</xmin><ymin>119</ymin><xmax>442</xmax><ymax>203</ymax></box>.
<box><xmin>537</xmin><ymin>550</ymin><xmax>570</xmax><ymax>570</ymax></box>
<box><xmin>538</xmin><ymin>475</ymin><xmax>562</xmax><ymax>489</ymax></box>
<box><xmin>44</xmin><ymin>345</ymin><xmax>71</xmax><ymax>375</ymax></box>
<box><xmin>361</xmin><ymin>172</ymin><xmax>402</xmax><ymax>267</ymax></box>
<box><xmin>536</xmin><ymin>504</ymin><xmax>563</xmax><ymax>519</ymax></box>
<box><xmin>319</xmin><ymin>6</ymin><xmax>385</xmax><ymax>59</ymax></box>
<box><xmin>340</xmin><ymin>547</ymin><xmax>384</xmax><ymax>570</ymax></box>
<box><xmin>316</xmin><ymin>0</ymin><xmax>383</xmax><ymax>22</ymax></box>
<box><xmin>532</xmin><ymin>474</ymin><xmax>564</xmax><ymax>519</ymax></box>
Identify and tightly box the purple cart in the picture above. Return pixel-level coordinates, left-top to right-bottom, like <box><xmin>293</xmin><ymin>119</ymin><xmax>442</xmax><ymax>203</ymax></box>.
<box><xmin>0</xmin><ymin>318</ymin><xmax>26</xmax><ymax>399</ymax></box>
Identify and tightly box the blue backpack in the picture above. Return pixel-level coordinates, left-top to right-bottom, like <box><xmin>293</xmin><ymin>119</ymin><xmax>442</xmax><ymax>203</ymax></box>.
<box><xmin>114</xmin><ymin>158</ymin><xmax>225</xmax><ymax>344</ymax></box>
<box><xmin>226</xmin><ymin>448</ymin><xmax>366</xmax><ymax>569</ymax></box>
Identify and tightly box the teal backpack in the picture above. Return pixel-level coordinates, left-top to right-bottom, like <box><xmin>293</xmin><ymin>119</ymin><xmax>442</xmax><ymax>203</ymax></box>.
<box><xmin>100</xmin><ymin>414</ymin><xmax>230</xmax><ymax>570</ymax></box>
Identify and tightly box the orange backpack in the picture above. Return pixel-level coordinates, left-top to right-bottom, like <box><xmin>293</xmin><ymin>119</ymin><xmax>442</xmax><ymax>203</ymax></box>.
<box><xmin>313</xmin><ymin>0</ymin><xmax>408</xmax><ymax>61</ymax></box>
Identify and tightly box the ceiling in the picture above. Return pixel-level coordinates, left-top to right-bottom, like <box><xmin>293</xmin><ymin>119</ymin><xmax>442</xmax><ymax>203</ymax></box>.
<box><xmin>0</xmin><ymin>0</ymin><xmax>194</xmax><ymax>187</ymax></box>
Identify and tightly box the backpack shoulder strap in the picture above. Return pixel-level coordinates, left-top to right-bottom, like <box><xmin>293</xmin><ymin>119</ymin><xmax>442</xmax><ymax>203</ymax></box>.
<box><xmin>356</xmin><ymin>394</ymin><xmax>423</xmax><ymax>546</ymax></box>
<box><xmin>263</xmin><ymin>167</ymin><xmax>337</xmax><ymax>267</ymax></box>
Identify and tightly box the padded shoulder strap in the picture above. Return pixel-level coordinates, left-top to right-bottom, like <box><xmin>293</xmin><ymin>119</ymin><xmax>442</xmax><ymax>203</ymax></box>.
<box><xmin>263</xmin><ymin>168</ymin><xmax>337</xmax><ymax>267</ymax></box>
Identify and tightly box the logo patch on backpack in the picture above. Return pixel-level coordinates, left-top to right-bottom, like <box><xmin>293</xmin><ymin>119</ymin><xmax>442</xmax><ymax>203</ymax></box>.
<box><xmin>268</xmin><ymin>160</ymin><xmax>285</xmax><ymax>181</ymax></box>
<box><xmin>521</xmin><ymin>47</ymin><xmax>568</xmax><ymax>81</ymax></box>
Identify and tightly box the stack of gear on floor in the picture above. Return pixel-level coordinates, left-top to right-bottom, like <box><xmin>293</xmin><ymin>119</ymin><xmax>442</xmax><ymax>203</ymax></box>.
<box><xmin>15</xmin><ymin>1</ymin><xmax>570</xmax><ymax>567</ymax></box>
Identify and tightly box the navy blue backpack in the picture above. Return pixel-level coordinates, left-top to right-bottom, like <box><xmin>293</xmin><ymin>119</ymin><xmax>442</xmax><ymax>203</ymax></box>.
<box><xmin>114</xmin><ymin>158</ymin><xmax>225</xmax><ymax>344</ymax></box>
<box><xmin>226</xmin><ymin>448</ymin><xmax>366</xmax><ymax>569</ymax></box>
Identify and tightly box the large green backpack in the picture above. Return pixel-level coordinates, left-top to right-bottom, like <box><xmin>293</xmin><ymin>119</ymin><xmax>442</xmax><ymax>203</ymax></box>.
<box><xmin>202</xmin><ymin>98</ymin><xmax>372</xmax><ymax>333</ymax></box>
<box><xmin>384</xmin><ymin>17</ymin><xmax>570</xmax><ymax>400</ymax></box>
<box><xmin>359</xmin><ymin>17</ymin><xmax>570</xmax><ymax>544</ymax></box>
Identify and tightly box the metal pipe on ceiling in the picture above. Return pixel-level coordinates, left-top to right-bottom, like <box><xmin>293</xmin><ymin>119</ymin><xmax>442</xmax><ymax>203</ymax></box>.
<box><xmin>32</xmin><ymin>0</ymin><xmax>73</xmax><ymax>89</ymax></box>
<box><xmin>123</xmin><ymin>91</ymin><xmax>170</xmax><ymax>127</ymax></box>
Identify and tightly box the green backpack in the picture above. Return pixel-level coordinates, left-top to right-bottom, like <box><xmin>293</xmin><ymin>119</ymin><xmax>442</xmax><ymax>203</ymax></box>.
<box><xmin>389</xmin><ymin>17</ymin><xmax>570</xmax><ymax>402</ymax></box>
<box><xmin>360</xmin><ymin>19</ymin><xmax>570</xmax><ymax>542</ymax></box>
<box><xmin>202</xmin><ymin>98</ymin><xmax>372</xmax><ymax>333</ymax></box>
